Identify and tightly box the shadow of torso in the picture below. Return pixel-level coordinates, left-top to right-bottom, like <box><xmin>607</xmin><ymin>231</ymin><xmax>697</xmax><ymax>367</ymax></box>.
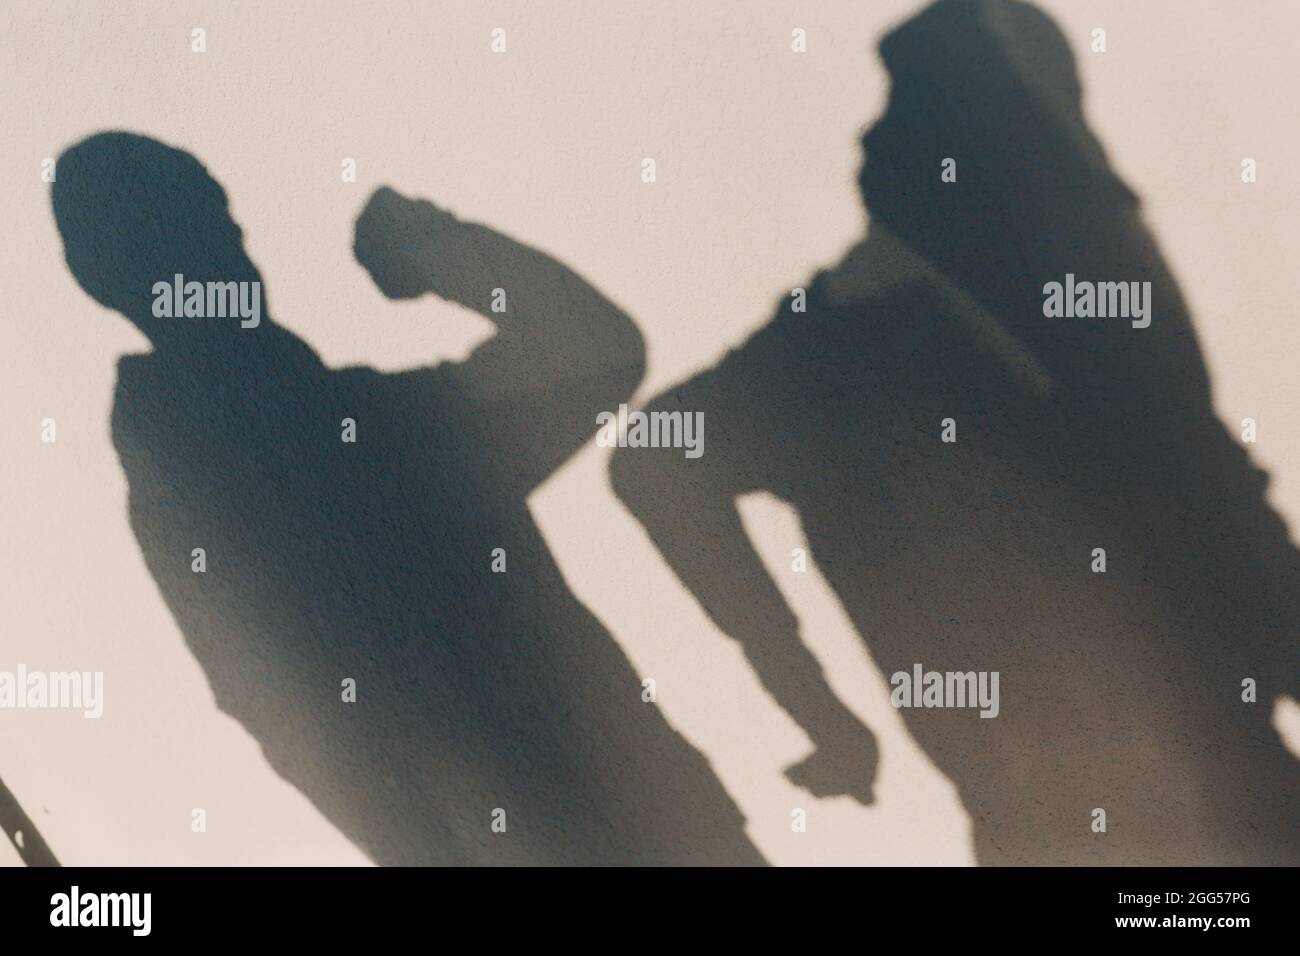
<box><xmin>112</xmin><ymin>342</ymin><xmax>763</xmax><ymax>865</ymax></box>
<box><xmin>680</xmin><ymin>236</ymin><xmax>1300</xmax><ymax>863</ymax></box>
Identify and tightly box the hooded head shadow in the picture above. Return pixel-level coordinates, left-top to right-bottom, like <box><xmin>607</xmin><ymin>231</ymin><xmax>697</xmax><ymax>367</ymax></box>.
<box><xmin>52</xmin><ymin>131</ymin><xmax>764</xmax><ymax>864</ymax></box>
<box><xmin>612</xmin><ymin>0</ymin><xmax>1300</xmax><ymax>864</ymax></box>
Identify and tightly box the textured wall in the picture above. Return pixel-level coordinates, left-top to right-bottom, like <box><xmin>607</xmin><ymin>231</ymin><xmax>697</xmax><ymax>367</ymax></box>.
<box><xmin>2</xmin><ymin>0</ymin><xmax>1298</xmax><ymax>865</ymax></box>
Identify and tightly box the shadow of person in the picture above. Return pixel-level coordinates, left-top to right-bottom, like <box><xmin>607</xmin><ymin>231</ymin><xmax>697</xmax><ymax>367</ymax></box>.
<box><xmin>612</xmin><ymin>0</ymin><xmax>1300</xmax><ymax>864</ymax></box>
<box><xmin>52</xmin><ymin>132</ymin><xmax>764</xmax><ymax>865</ymax></box>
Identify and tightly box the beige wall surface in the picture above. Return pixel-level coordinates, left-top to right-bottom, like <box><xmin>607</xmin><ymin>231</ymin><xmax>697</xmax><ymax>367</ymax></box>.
<box><xmin>2</xmin><ymin>1</ymin><xmax>1297</xmax><ymax>865</ymax></box>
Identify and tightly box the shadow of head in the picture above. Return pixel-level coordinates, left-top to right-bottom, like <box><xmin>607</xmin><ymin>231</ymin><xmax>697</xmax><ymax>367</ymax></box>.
<box><xmin>51</xmin><ymin>131</ymin><xmax>259</xmax><ymax>344</ymax></box>
<box><xmin>860</xmin><ymin>0</ymin><xmax>1129</xmax><ymax>246</ymax></box>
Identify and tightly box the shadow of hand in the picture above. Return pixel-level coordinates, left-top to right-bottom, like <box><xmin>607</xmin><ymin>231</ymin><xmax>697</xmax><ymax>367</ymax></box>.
<box><xmin>353</xmin><ymin>185</ymin><xmax>462</xmax><ymax>301</ymax></box>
